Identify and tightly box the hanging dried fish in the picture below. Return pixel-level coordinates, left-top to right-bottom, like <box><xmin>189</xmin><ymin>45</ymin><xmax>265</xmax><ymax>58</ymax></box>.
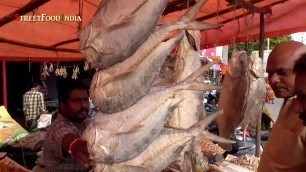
<box><xmin>48</xmin><ymin>63</ymin><xmax>54</xmax><ymax>72</ymax></box>
<box><xmin>55</xmin><ymin>66</ymin><xmax>61</xmax><ymax>76</ymax></box>
<box><xmin>84</xmin><ymin>61</ymin><xmax>89</xmax><ymax>71</ymax></box>
<box><xmin>79</xmin><ymin>0</ymin><xmax>168</xmax><ymax>69</ymax></box>
<box><xmin>42</xmin><ymin>62</ymin><xmax>49</xmax><ymax>78</ymax></box>
<box><xmin>60</xmin><ymin>66</ymin><xmax>68</xmax><ymax>78</ymax></box>
<box><xmin>72</xmin><ymin>66</ymin><xmax>80</xmax><ymax>80</ymax></box>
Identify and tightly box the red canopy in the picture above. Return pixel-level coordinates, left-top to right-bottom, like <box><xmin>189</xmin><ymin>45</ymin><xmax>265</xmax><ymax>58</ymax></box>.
<box><xmin>0</xmin><ymin>0</ymin><xmax>305</xmax><ymax>61</ymax></box>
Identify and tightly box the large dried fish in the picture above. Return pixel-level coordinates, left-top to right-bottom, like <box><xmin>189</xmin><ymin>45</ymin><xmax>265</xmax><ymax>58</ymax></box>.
<box><xmin>167</xmin><ymin>30</ymin><xmax>205</xmax><ymax>171</ymax></box>
<box><xmin>79</xmin><ymin>0</ymin><xmax>167</xmax><ymax>69</ymax></box>
<box><xmin>80</xmin><ymin>0</ymin><xmax>214</xmax><ymax>69</ymax></box>
<box><xmin>169</xmin><ymin>30</ymin><xmax>205</xmax><ymax>128</ymax></box>
<box><xmin>82</xmin><ymin>62</ymin><xmax>221</xmax><ymax>164</ymax></box>
<box><xmin>216</xmin><ymin>50</ymin><xmax>249</xmax><ymax>151</ymax></box>
<box><xmin>90</xmin><ymin>32</ymin><xmax>184</xmax><ymax>114</ymax></box>
<box><xmin>122</xmin><ymin>111</ymin><xmax>234</xmax><ymax>172</ymax></box>
<box><xmin>89</xmin><ymin>1</ymin><xmax>219</xmax><ymax>113</ymax></box>
<box><xmin>94</xmin><ymin>164</ymin><xmax>151</xmax><ymax>172</ymax></box>
<box><xmin>239</xmin><ymin>55</ymin><xmax>265</xmax><ymax>132</ymax></box>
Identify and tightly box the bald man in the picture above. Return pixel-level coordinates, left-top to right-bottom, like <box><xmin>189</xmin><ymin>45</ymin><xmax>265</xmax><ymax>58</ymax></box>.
<box><xmin>258</xmin><ymin>41</ymin><xmax>306</xmax><ymax>171</ymax></box>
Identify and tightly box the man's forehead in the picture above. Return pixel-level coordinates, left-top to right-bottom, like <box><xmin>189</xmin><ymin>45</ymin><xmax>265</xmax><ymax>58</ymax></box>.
<box><xmin>266</xmin><ymin>63</ymin><xmax>293</xmax><ymax>72</ymax></box>
<box><xmin>68</xmin><ymin>89</ymin><xmax>89</xmax><ymax>98</ymax></box>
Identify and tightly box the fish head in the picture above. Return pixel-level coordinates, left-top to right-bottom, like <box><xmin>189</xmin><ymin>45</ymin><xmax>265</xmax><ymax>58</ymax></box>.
<box><xmin>248</xmin><ymin>55</ymin><xmax>264</xmax><ymax>78</ymax></box>
<box><xmin>228</xmin><ymin>50</ymin><xmax>248</xmax><ymax>78</ymax></box>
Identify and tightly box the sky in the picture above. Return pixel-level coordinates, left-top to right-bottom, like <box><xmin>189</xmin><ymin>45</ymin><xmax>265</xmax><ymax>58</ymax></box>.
<box><xmin>291</xmin><ymin>32</ymin><xmax>306</xmax><ymax>44</ymax></box>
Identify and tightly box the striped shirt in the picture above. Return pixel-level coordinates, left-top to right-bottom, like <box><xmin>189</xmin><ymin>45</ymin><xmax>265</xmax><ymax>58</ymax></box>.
<box><xmin>22</xmin><ymin>88</ymin><xmax>46</xmax><ymax>121</ymax></box>
<box><xmin>43</xmin><ymin>114</ymin><xmax>89</xmax><ymax>172</ymax></box>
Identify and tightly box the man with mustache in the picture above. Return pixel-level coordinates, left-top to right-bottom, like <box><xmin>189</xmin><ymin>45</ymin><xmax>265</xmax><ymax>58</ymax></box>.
<box><xmin>43</xmin><ymin>79</ymin><xmax>92</xmax><ymax>171</ymax></box>
<box><xmin>258</xmin><ymin>41</ymin><xmax>306</xmax><ymax>171</ymax></box>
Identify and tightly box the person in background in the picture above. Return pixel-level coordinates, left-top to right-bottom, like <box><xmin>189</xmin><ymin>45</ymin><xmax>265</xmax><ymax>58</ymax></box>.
<box><xmin>23</xmin><ymin>81</ymin><xmax>46</xmax><ymax>131</ymax></box>
<box><xmin>258</xmin><ymin>41</ymin><xmax>306</xmax><ymax>171</ymax></box>
<box><xmin>43</xmin><ymin>79</ymin><xmax>92</xmax><ymax>171</ymax></box>
<box><xmin>293</xmin><ymin>53</ymin><xmax>306</xmax><ymax>125</ymax></box>
<box><xmin>266</xmin><ymin>84</ymin><xmax>276</xmax><ymax>104</ymax></box>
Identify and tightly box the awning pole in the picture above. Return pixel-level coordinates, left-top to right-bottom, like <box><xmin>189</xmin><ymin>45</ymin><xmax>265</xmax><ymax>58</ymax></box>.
<box><xmin>255</xmin><ymin>13</ymin><xmax>265</xmax><ymax>157</ymax></box>
<box><xmin>2</xmin><ymin>60</ymin><xmax>8</xmax><ymax>108</ymax></box>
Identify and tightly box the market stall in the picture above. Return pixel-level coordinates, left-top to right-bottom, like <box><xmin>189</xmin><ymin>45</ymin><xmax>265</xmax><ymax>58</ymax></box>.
<box><xmin>1</xmin><ymin>0</ymin><xmax>306</xmax><ymax>171</ymax></box>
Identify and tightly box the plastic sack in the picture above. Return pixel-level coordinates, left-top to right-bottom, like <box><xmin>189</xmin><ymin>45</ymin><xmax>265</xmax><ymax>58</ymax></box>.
<box><xmin>37</xmin><ymin>114</ymin><xmax>52</xmax><ymax>129</ymax></box>
<box><xmin>0</xmin><ymin>106</ymin><xmax>29</xmax><ymax>148</ymax></box>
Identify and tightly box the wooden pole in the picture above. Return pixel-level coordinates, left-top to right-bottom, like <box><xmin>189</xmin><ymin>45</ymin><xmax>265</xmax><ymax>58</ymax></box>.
<box><xmin>0</xmin><ymin>37</ymin><xmax>79</xmax><ymax>53</ymax></box>
<box><xmin>2</xmin><ymin>60</ymin><xmax>8</xmax><ymax>108</ymax></box>
<box><xmin>255</xmin><ymin>13</ymin><xmax>265</xmax><ymax>157</ymax></box>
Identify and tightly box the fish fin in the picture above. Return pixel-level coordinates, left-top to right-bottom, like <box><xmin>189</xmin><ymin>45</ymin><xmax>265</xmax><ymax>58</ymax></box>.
<box><xmin>116</xmin><ymin>125</ymin><xmax>144</xmax><ymax>135</ymax></box>
<box><xmin>98</xmin><ymin>145</ymin><xmax>111</xmax><ymax>155</ymax></box>
<box><xmin>105</xmin><ymin>14</ymin><xmax>135</xmax><ymax>32</ymax></box>
<box><xmin>101</xmin><ymin>46</ymin><xmax>114</xmax><ymax>54</ymax></box>
<box><xmin>187</xmin><ymin>82</ymin><xmax>222</xmax><ymax>91</ymax></box>
<box><xmin>108</xmin><ymin>69</ymin><xmax>135</xmax><ymax>85</ymax></box>
<box><xmin>199</xmin><ymin>131</ymin><xmax>235</xmax><ymax>144</ymax></box>
<box><xmin>190</xmin><ymin>110</ymin><xmax>223</xmax><ymax>130</ymax></box>
<box><xmin>185</xmin><ymin>21</ymin><xmax>221</xmax><ymax>31</ymax></box>
<box><xmin>98</xmin><ymin>120</ymin><xmax>110</xmax><ymax>130</ymax></box>
<box><xmin>182</xmin><ymin>152</ymin><xmax>193</xmax><ymax>172</ymax></box>
<box><xmin>109</xmin><ymin>140</ymin><xmax>119</xmax><ymax>152</ymax></box>
<box><xmin>184</xmin><ymin>60</ymin><xmax>221</xmax><ymax>83</ymax></box>
<box><xmin>93</xmin><ymin>19</ymin><xmax>104</xmax><ymax>29</ymax></box>
<box><xmin>106</xmin><ymin>86</ymin><xmax>119</xmax><ymax>97</ymax></box>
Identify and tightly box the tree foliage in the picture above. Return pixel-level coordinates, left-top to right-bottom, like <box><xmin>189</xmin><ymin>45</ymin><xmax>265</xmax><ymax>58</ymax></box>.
<box><xmin>228</xmin><ymin>35</ymin><xmax>292</xmax><ymax>57</ymax></box>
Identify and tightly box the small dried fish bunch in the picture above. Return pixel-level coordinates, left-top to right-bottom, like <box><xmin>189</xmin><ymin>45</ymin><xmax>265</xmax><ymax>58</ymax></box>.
<box><xmin>200</xmin><ymin>139</ymin><xmax>225</xmax><ymax>157</ymax></box>
<box><xmin>48</xmin><ymin>63</ymin><xmax>53</xmax><ymax>72</ymax></box>
<box><xmin>55</xmin><ymin>66</ymin><xmax>68</xmax><ymax>78</ymax></box>
<box><xmin>84</xmin><ymin>61</ymin><xmax>90</xmax><ymax>71</ymax></box>
<box><xmin>72</xmin><ymin>66</ymin><xmax>80</xmax><ymax>80</ymax></box>
<box><xmin>42</xmin><ymin>62</ymin><xmax>49</xmax><ymax>78</ymax></box>
<box><xmin>227</xmin><ymin>154</ymin><xmax>260</xmax><ymax>171</ymax></box>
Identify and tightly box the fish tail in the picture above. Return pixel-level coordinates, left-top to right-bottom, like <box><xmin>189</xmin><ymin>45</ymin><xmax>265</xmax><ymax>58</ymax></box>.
<box><xmin>185</xmin><ymin>61</ymin><xmax>220</xmax><ymax>83</ymax></box>
<box><xmin>176</xmin><ymin>61</ymin><xmax>221</xmax><ymax>91</ymax></box>
<box><xmin>189</xmin><ymin>110</ymin><xmax>223</xmax><ymax>130</ymax></box>
<box><xmin>186</xmin><ymin>82</ymin><xmax>222</xmax><ymax>91</ymax></box>
<box><xmin>187</xmin><ymin>111</ymin><xmax>235</xmax><ymax>144</ymax></box>
<box><xmin>199</xmin><ymin>131</ymin><xmax>235</xmax><ymax>144</ymax></box>
<box><xmin>182</xmin><ymin>0</ymin><xmax>208</xmax><ymax>20</ymax></box>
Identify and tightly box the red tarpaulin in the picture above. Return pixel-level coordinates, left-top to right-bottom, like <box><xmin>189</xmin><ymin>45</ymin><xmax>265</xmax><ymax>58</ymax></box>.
<box><xmin>0</xmin><ymin>0</ymin><xmax>306</xmax><ymax>62</ymax></box>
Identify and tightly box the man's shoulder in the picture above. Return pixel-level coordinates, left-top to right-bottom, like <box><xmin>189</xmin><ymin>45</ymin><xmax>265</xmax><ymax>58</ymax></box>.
<box><xmin>46</xmin><ymin>115</ymin><xmax>77</xmax><ymax>136</ymax></box>
<box><xmin>24</xmin><ymin>89</ymin><xmax>43</xmax><ymax>96</ymax></box>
